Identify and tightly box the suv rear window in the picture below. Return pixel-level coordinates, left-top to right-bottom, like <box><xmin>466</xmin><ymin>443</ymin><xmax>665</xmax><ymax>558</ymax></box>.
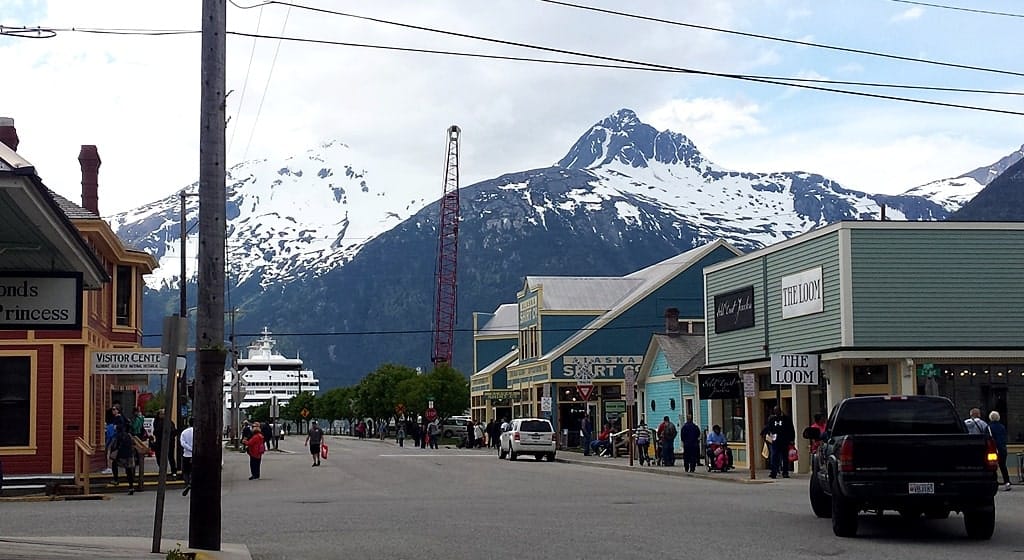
<box><xmin>519</xmin><ymin>420</ymin><xmax>552</xmax><ymax>432</ymax></box>
<box><xmin>831</xmin><ymin>398</ymin><xmax>963</xmax><ymax>436</ymax></box>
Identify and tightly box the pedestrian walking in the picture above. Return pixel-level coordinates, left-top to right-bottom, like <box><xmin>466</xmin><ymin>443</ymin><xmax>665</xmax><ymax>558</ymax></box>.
<box><xmin>988</xmin><ymin>411</ymin><xmax>1012</xmax><ymax>491</ymax></box>
<box><xmin>153</xmin><ymin>409</ymin><xmax>178</xmax><ymax>478</ymax></box>
<box><xmin>179</xmin><ymin>418</ymin><xmax>194</xmax><ymax>496</ymax></box>
<box><xmin>306</xmin><ymin>420</ymin><xmax>325</xmax><ymax>467</ymax></box>
<box><xmin>396</xmin><ymin>423</ymin><xmax>406</xmax><ymax>447</ymax></box>
<box><xmin>108</xmin><ymin>423</ymin><xmax>136</xmax><ymax>494</ymax></box>
<box><xmin>428</xmin><ymin>419</ymin><xmax>440</xmax><ymax>449</ymax></box>
<box><xmin>581</xmin><ymin>413</ymin><xmax>593</xmax><ymax>456</ymax></box>
<box><xmin>761</xmin><ymin>406</ymin><xmax>795</xmax><ymax>479</ymax></box>
<box><xmin>681</xmin><ymin>414</ymin><xmax>700</xmax><ymax>473</ymax></box>
<box><xmin>243</xmin><ymin>424</ymin><xmax>266</xmax><ymax>480</ymax></box>
<box><xmin>965</xmin><ymin>407</ymin><xmax>989</xmax><ymax>434</ymax></box>
<box><xmin>657</xmin><ymin>416</ymin><xmax>677</xmax><ymax>466</ymax></box>
<box><xmin>634</xmin><ymin>419</ymin><xmax>651</xmax><ymax>466</ymax></box>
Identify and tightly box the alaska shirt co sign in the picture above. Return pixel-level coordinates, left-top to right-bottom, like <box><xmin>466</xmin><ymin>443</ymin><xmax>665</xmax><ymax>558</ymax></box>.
<box><xmin>781</xmin><ymin>266</ymin><xmax>823</xmax><ymax>319</ymax></box>
<box><xmin>0</xmin><ymin>273</ymin><xmax>83</xmax><ymax>330</ymax></box>
<box><xmin>714</xmin><ymin>286</ymin><xmax>754</xmax><ymax>333</ymax></box>
<box><xmin>770</xmin><ymin>353</ymin><xmax>820</xmax><ymax>385</ymax></box>
<box><xmin>561</xmin><ymin>355</ymin><xmax>643</xmax><ymax>379</ymax></box>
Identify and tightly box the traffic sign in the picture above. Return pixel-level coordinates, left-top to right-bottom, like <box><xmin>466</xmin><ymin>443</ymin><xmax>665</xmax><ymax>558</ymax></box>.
<box><xmin>578</xmin><ymin>385</ymin><xmax>594</xmax><ymax>401</ymax></box>
<box><xmin>301</xmin><ymin>407</ymin><xmax>310</xmax><ymax>418</ymax></box>
<box><xmin>426</xmin><ymin>408</ymin><xmax>437</xmax><ymax>421</ymax></box>
<box><xmin>540</xmin><ymin>396</ymin><xmax>552</xmax><ymax>412</ymax></box>
<box><xmin>743</xmin><ymin>373</ymin><xmax>756</xmax><ymax>398</ymax></box>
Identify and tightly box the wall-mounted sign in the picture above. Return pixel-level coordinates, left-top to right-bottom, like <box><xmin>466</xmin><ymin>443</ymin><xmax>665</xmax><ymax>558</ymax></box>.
<box><xmin>561</xmin><ymin>355</ymin><xmax>643</xmax><ymax>380</ymax></box>
<box><xmin>781</xmin><ymin>266</ymin><xmax>823</xmax><ymax>319</ymax></box>
<box><xmin>714</xmin><ymin>286</ymin><xmax>755</xmax><ymax>333</ymax></box>
<box><xmin>697</xmin><ymin>371</ymin><xmax>743</xmax><ymax>400</ymax></box>
<box><xmin>770</xmin><ymin>353</ymin><xmax>820</xmax><ymax>385</ymax></box>
<box><xmin>518</xmin><ymin>292</ymin><xmax>539</xmax><ymax>328</ymax></box>
<box><xmin>0</xmin><ymin>273</ymin><xmax>83</xmax><ymax>330</ymax></box>
<box><xmin>92</xmin><ymin>350</ymin><xmax>166</xmax><ymax>375</ymax></box>
<box><xmin>483</xmin><ymin>389</ymin><xmax>520</xmax><ymax>401</ymax></box>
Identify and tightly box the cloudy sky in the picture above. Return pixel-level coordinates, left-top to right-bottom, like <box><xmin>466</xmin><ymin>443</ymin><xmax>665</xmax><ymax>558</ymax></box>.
<box><xmin>2</xmin><ymin>0</ymin><xmax>1022</xmax><ymax>216</ymax></box>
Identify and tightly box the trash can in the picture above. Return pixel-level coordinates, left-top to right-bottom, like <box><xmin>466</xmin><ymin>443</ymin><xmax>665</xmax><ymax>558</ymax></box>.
<box><xmin>559</xmin><ymin>429</ymin><xmax>568</xmax><ymax>450</ymax></box>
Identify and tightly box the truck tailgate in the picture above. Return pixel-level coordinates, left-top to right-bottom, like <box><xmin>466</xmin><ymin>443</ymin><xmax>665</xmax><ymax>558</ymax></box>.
<box><xmin>848</xmin><ymin>433</ymin><xmax>991</xmax><ymax>473</ymax></box>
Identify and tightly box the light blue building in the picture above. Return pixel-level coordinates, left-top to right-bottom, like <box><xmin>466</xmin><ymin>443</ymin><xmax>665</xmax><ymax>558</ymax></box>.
<box><xmin>636</xmin><ymin>332</ymin><xmax>706</xmax><ymax>451</ymax></box>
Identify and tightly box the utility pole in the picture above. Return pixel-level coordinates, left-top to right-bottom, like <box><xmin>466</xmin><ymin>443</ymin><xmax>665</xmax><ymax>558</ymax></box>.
<box><xmin>190</xmin><ymin>0</ymin><xmax>227</xmax><ymax>551</ymax></box>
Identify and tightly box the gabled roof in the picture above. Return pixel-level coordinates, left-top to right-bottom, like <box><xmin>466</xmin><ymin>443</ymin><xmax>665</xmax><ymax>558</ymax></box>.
<box><xmin>472</xmin><ymin>348</ymin><xmax>518</xmax><ymax>380</ymax></box>
<box><xmin>534</xmin><ymin>240</ymin><xmax>740</xmax><ymax>365</ymax></box>
<box><xmin>637</xmin><ymin>333</ymin><xmax>705</xmax><ymax>385</ymax></box>
<box><xmin>478</xmin><ymin>304</ymin><xmax>519</xmax><ymax>336</ymax></box>
<box><xmin>523</xmin><ymin>276</ymin><xmax>642</xmax><ymax>311</ymax></box>
<box><xmin>0</xmin><ymin>143</ymin><xmax>108</xmax><ymax>288</ymax></box>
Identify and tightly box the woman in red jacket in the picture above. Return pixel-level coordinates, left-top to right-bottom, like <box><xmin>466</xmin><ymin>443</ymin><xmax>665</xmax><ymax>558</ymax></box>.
<box><xmin>243</xmin><ymin>424</ymin><xmax>266</xmax><ymax>480</ymax></box>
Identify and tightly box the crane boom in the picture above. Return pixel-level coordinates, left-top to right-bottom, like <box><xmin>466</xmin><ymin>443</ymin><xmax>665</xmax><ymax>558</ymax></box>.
<box><xmin>432</xmin><ymin>125</ymin><xmax>461</xmax><ymax>365</ymax></box>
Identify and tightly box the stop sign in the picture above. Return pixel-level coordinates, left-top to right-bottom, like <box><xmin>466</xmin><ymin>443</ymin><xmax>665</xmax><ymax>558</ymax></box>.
<box><xmin>426</xmin><ymin>408</ymin><xmax>437</xmax><ymax>421</ymax></box>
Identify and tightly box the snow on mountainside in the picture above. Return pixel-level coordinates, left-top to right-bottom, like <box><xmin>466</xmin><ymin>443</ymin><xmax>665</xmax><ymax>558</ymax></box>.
<box><xmin>550</xmin><ymin>109</ymin><xmax>945</xmax><ymax>249</ymax></box>
<box><xmin>109</xmin><ymin>141</ymin><xmax>429</xmax><ymax>290</ymax></box>
<box><xmin>900</xmin><ymin>144</ymin><xmax>1024</xmax><ymax>212</ymax></box>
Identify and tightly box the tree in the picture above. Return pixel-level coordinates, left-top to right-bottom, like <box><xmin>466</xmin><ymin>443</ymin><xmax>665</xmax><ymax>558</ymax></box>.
<box><xmin>247</xmin><ymin>401</ymin><xmax>271</xmax><ymax>423</ymax></box>
<box><xmin>355</xmin><ymin>363</ymin><xmax>419</xmax><ymax>421</ymax></box>
<box><xmin>281</xmin><ymin>391</ymin><xmax>317</xmax><ymax>432</ymax></box>
<box><xmin>425</xmin><ymin>364</ymin><xmax>469</xmax><ymax>420</ymax></box>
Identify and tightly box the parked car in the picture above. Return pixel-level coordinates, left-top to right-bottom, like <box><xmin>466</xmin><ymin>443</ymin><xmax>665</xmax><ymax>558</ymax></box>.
<box><xmin>809</xmin><ymin>395</ymin><xmax>998</xmax><ymax>539</ymax></box>
<box><xmin>442</xmin><ymin>418</ymin><xmax>469</xmax><ymax>439</ymax></box>
<box><xmin>498</xmin><ymin>418</ymin><xmax>556</xmax><ymax>462</ymax></box>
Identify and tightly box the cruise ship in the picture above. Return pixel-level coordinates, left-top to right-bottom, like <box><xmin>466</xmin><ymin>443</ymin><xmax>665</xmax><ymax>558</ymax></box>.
<box><xmin>223</xmin><ymin>327</ymin><xmax>320</xmax><ymax>418</ymax></box>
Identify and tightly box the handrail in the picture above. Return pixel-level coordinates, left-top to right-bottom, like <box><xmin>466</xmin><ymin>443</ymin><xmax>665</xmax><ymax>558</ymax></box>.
<box><xmin>74</xmin><ymin>437</ymin><xmax>95</xmax><ymax>495</ymax></box>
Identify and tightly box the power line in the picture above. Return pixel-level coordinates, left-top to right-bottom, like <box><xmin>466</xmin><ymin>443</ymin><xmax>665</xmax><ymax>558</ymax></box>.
<box><xmin>225</xmin><ymin>30</ymin><xmax>1024</xmax><ymax>117</ymax></box>
<box><xmin>5</xmin><ymin>23</ymin><xmax>1024</xmax><ymax>102</ymax></box>
<box><xmin>535</xmin><ymin>0</ymin><xmax>1024</xmax><ymax>78</ymax></box>
<box><xmin>891</xmin><ymin>0</ymin><xmax>1024</xmax><ymax>18</ymax></box>
<box><xmin>240</xmin><ymin>7</ymin><xmax>291</xmax><ymax>164</ymax></box>
<box><xmin>227</xmin><ymin>4</ymin><xmax>265</xmax><ymax>160</ymax></box>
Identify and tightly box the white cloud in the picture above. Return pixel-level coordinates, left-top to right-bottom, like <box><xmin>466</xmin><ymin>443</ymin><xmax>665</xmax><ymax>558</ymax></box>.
<box><xmin>647</xmin><ymin>98</ymin><xmax>765</xmax><ymax>150</ymax></box>
<box><xmin>890</xmin><ymin>6</ymin><xmax>924</xmax><ymax>23</ymax></box>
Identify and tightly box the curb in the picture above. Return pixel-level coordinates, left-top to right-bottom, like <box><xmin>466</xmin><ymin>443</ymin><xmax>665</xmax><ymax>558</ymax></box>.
<box><xmin>555</xmin><ymin>456</ymin><xmax>775</xmax><ymax>484</ymax></box>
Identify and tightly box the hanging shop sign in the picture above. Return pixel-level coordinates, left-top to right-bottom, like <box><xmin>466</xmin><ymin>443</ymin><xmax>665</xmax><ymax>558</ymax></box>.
<box><xmin>770</xmin><ymin>353</ymin><xmax>820</xmax><ymax>385</ymax></box>
<box><xmin>0</xmin><ymin>273</ymin><xmax>83</xmax><ymax>330</ymax></box>
<box><xmin>714</xmin><ymin>286</ymin><xmax>754</xmax><ymax>333</ymax></box>
<box><xmin>697</xmin><ymin>371</ymin><xmax>743</xmax><ymax>400</ymax></box>
<box><xmin>781</xmin><ymin>266</ymin><xmax>823</xmax><ymax>319</ymax></box>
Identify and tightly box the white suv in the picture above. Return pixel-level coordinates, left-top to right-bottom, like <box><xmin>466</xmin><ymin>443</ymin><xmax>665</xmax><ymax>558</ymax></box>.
<box><xmin>499</xmin><ymin>418</ymin><xmax>556</xmax><ymax>462</ymax></box>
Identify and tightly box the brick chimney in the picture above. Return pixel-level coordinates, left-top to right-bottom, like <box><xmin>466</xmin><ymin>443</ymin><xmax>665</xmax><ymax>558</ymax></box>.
<box><xmin>664</xmin><ymin>307</ymin><xmax>681</xmax><ymax>335</ymax></box>
<box><xmin>0</xmin><ymin>117</ymin><xmax>19</xmax><ymax>151</ymax></box>
<box><xmin>78</xmin><ymin>145</ymin><xmax>101</xmax><ymax>215</ymax></box>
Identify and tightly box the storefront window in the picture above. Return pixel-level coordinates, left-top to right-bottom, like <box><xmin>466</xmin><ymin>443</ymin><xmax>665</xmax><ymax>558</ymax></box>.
<box><xmin>917</xmin><ymin>364</ymin><xmax>1023</xmax><ymax>442</ymax></box>
<box><xmin>717</xmin><ymin>398</ymin><xmax>746</xmax><ymax>442</ymax></box>
<box><xmin>853</xmin><ymin>365</ymin><xmax>889</xmax><ymax>385</ymax></box>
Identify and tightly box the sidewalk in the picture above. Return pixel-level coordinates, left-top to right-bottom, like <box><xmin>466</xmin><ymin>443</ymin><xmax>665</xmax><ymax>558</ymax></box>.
<box><xmin>556</xmin><ymin>449</ymin><xmax>799</xmax><ymax>484</ymax></box>
<box><xmin>0</xmin><ymin>536</ymin><xmax>250</xmax><ymax>560</ymax></box>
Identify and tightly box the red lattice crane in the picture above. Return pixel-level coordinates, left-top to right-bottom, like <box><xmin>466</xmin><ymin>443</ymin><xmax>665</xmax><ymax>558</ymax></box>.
<box><xmin>432</xmin><ymin>125</ymin><xmax>461</xmax><ymax>365</ymax></box>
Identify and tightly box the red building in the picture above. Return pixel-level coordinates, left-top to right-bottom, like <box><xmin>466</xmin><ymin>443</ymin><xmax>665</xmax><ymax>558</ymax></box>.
<box><xmin>0</xmin><ymin>118</ymin><xmax>157</xmax><ymax>475</ymax></box>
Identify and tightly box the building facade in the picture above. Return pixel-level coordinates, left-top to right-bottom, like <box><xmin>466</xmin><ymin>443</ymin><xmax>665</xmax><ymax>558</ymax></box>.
<box><xmin>0</xmin><ymin>123</ymin><xmax>156</xmax><ymax>476</ymax></box>
<box><xmin>703</xmin><ymin>221</ymin><xmax>1024</xmax><ymax>472</ymax></box>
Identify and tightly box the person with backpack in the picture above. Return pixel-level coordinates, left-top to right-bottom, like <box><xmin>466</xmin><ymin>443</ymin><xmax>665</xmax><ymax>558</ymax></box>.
<box><xmin>658</xmin><ymin>416</ymin><xmax>677</xmax><ymax>467</ymax></box>
<box><xmin>108</xmin><ymin>423</ymin><xmax>136</xmax><ymax>494</ymax></box>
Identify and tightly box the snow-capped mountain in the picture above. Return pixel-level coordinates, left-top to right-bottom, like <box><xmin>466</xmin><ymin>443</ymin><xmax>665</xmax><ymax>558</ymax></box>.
<box><xmin>900</xmin><ymin>143</ymin><xmax>1024</xmax><ymax>212</ymax></box>
<box><xmin>110</xmin><ymin>140</ymin><xmax>429</xmax><ymax>291</ymax></box>
<box><xmin>113</xmin><ymin>108</ymin><xmax>1013</xmax><ymax>387</ymax></box>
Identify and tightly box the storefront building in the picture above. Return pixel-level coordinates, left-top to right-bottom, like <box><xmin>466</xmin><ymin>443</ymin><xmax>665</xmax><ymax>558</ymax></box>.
<box><xmin>635</xmin><ymin>332</ymin><xmax>706</xmax><ymax>452</ymax></box>
<box><xmin>703</xmin><ymin>221</ymin><xmax>1024</xmax><ymax>473</ymax></box>
<box><xmin>470</xmin><ymin>304</ymin><xmax>518</xmax><ymax>423</ymax></box>
<box><xmin>0</xmin><ymin>125</ymin><xmax>156</xmax><ymax>476</ymax></box>
<box><xmin>472</xmin><ymin>240</ymin><xmax>741</xmax><ymax>448</ymax></box>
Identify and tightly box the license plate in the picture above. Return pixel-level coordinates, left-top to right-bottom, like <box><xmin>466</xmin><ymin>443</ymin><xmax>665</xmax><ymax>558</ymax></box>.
<box><xmin>908</xmin><ymin>482</ymin><xmax>934</xmax><ymax>494</ymax></box>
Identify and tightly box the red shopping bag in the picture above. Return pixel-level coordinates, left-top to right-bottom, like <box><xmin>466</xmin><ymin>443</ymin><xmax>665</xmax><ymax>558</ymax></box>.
<box><xmin>321</xmin><ymin>443</ymin><xmax>329</xmax><ymax>459</ymax></box>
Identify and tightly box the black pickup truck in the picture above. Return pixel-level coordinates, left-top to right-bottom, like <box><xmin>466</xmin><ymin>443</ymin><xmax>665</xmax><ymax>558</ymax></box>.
<box><xmin>808</xmin><ymin>395</ymin><xmax>998</xmax><ymax>539</ymax></box>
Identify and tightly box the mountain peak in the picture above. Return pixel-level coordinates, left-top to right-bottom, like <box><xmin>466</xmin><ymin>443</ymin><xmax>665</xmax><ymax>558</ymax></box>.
<box><xmin>556</xmin><ymin>108</ymin><xmax>706</xmax><ymax>171</ymax></box>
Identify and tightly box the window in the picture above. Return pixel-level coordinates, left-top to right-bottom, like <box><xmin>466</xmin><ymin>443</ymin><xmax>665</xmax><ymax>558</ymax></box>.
<box><xmin>853</xmin><ymin>365</ymin><xmax>889</xmax><ymax>385</ymax></box>
<box><xmin>718</xmin><ymin>397</ymin><xmax>746</xmax><ymax>442</ymax></box>
<box><xmin>115</xmin><ymin>265</ymin><xmax>133</xmax><ymax>326</ymax></box>
<box><xmin>0</xmin><ymin>356</ymin><xmax>31</xmax><ymax>446</ymax></box>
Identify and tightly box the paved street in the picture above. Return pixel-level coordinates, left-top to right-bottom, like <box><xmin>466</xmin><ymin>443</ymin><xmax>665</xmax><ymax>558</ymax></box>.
<box><xmin>2</xmin><ymin>435</ymin><xmax>1023</xmax><ymax>559</ymax></box>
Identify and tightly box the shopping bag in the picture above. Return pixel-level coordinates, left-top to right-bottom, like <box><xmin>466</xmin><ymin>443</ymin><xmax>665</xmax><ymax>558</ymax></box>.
<box><xmin>320</xmin><ymin>443</ymin><xmax>329</xmax><ymax>459</ymax></box>
<box><xmin>788</xmin><ymin>444</ymin><xmax>798</xmax><ymax>462</ymax></box>
<box><xmin>761</xmin><ymin>442</ymin><xmax>770</xmax><ymax>460</ymax></box>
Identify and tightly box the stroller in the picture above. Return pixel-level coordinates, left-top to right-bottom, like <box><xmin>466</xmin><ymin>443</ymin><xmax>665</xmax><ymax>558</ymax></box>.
<box><xmin>705</xmin><ymin>442</ymin><xmax>733</xmax><ymax>472</ymax></box>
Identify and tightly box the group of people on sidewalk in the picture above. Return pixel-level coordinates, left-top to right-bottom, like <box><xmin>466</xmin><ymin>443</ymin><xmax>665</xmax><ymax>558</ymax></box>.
<box><xmin>105</xmin><ymin>403</ymin><xmax>186</xmax><ymax>495</ymax></box>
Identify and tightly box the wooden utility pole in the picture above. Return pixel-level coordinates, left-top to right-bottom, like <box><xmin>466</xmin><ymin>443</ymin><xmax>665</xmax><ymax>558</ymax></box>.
<box><xmin>190</xmin><ymin>0</ymin><xmax>227</xmax><ymax>551</ymax></box>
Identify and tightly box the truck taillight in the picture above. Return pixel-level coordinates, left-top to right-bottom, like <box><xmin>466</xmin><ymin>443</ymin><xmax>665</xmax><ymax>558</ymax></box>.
<box><xmin>513</xmin><ymin>432</ymin><xmax>521</xmax><ymax>441</ymax></box>
<box><xmin>985</xmin><ymin>438</ymin><xmax>998</xmax><ymax>471</ymax></box>
<box><xmin>838</xmin><ymin>439</ymin><xmax>854</xmax><ymax>472</ymax></box>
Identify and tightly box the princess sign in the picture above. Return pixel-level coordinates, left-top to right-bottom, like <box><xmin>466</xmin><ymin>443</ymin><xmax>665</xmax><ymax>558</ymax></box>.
<box><xmin>770</xmin><ymin>353</ymin><xmax>819</xmax><ymax>385</ymax></box>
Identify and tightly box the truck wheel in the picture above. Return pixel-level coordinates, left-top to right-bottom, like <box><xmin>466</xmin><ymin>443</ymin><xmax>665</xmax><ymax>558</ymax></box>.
<box><xmin>963</xmin><ymin>506</ymin><xmax>995</xmax><ymax>540</ymax></box>
<box><xmin>809</xmin><ymin>474</ymin><xmax>831</xmax><ymax>518</ymax></box>
<box><xmin>831</xmin><ymin>494</ymin><xmax>858</xmax><ymax>537</ymax></box>
<box><xmin>498</xmin><ymin>445</ymin><xmax>507</xmax><ymax>459</ymax></box>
